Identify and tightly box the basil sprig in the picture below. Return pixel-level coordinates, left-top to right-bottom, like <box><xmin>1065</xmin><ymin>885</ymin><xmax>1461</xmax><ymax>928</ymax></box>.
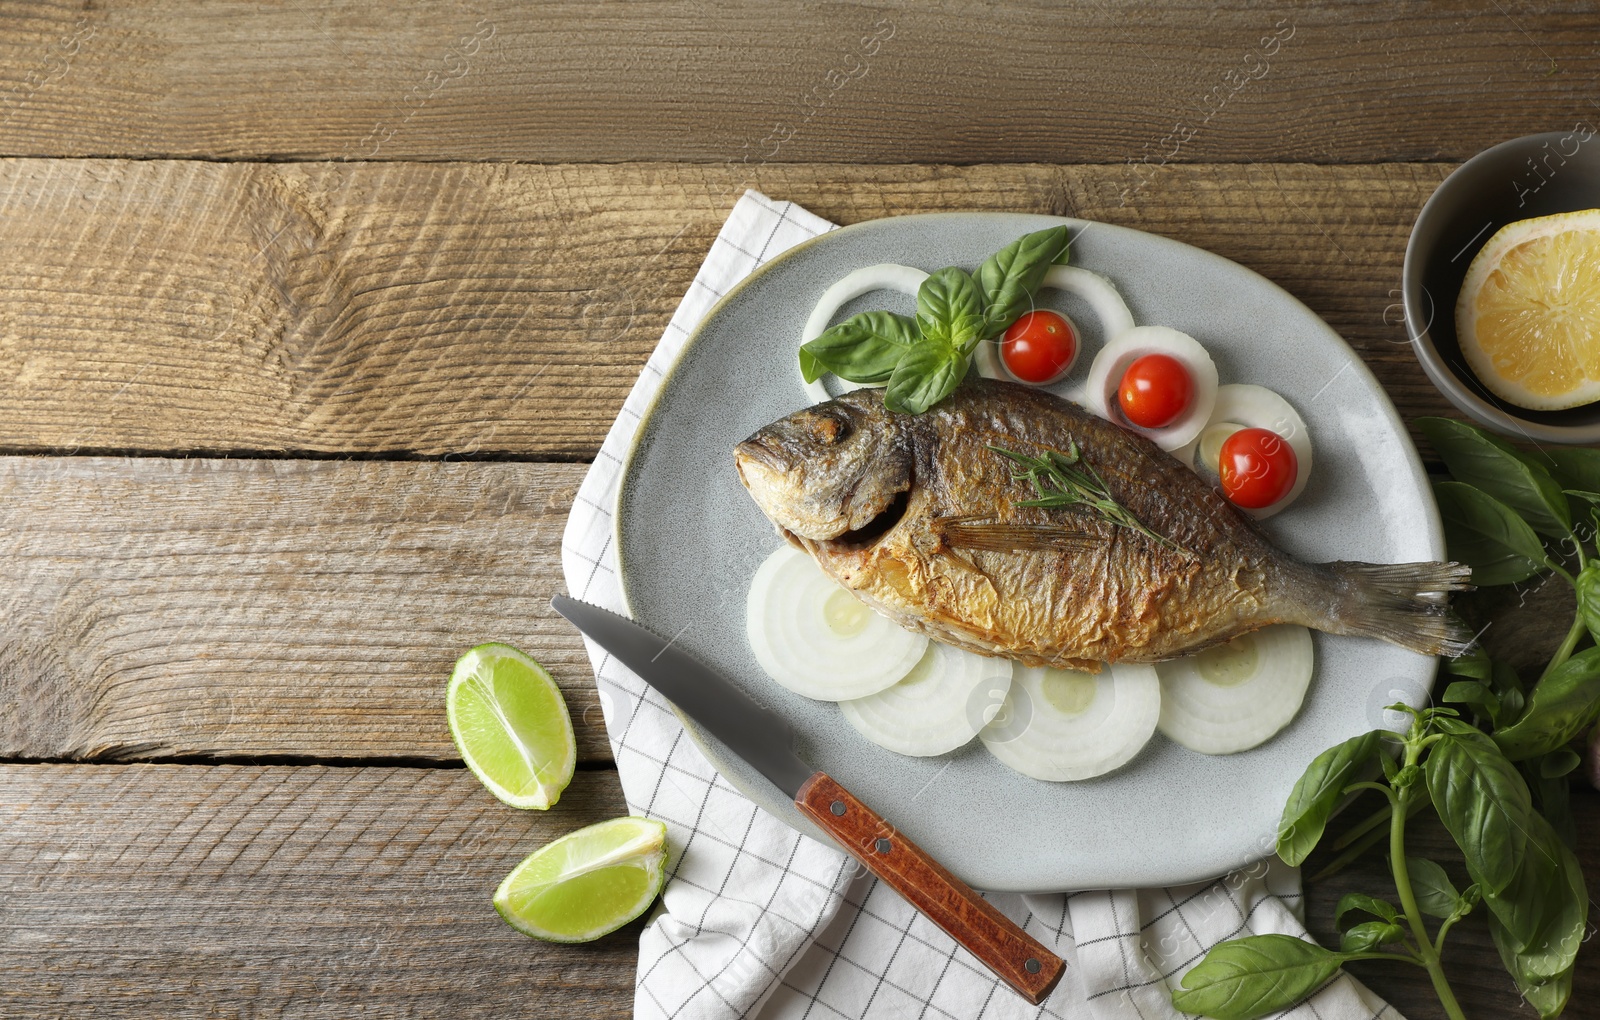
<box><xmin>799</xmin><ymin>226</ymin><xmax>1069</xmax><ymax>414</ymax></box>
<box><xmin>1175</xmin><ymin>416</ymin><xmax>1599</xmax><ymax>1020</ymax></box>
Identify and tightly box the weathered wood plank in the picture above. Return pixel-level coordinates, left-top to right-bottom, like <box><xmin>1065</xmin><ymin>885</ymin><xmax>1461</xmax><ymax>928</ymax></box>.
<box><xmin>1</xmin><ymin>761</ymin><xmax>1591</xmax><ymax>1018</ymax></box>
<box><xmin>0</xmin><ymin>159</ymin><xmax>1459</xmax><ymax>458</ymax></box>
<box><xmin>0</xmin><ymin>455</ymin><xmax>611</xmax><ymax>762</ymax></box>
<box><xmin>0</xmin><ymin>764</ymin><xmax>635</xmax><ymax>1018</ymax></box>
<box><xmin>0</xmin><ymin>2</ymin><xmax>1595</xmax><ymax>164</ymax></box>
<box><xmin>1306</xmin><ymin>788</ymin><xmax>1600</xmax><ymax>1020</ymax></box>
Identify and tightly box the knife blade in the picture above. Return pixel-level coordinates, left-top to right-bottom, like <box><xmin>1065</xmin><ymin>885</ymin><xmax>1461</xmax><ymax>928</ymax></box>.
<box><xmin>551</xmin><ymin>594</ymin><xmax>1065</xmax><ymax>1006</ymax></box>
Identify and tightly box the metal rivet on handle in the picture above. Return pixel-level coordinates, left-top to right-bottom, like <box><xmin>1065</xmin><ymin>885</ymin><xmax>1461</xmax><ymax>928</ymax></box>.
<box><xmin>874</xmin><ymin>837</ymin><xmax>891</xmax><ymax>854</ymax></box>
<box><xmin>830</xmin><ymin>801</ymin><xmax>846</xmax><ymax>816</ymax></box>
<box><xmin>1025</xmin><ymin>958</ymin><xmax>1042</xmax><ymax>974</ymax></box>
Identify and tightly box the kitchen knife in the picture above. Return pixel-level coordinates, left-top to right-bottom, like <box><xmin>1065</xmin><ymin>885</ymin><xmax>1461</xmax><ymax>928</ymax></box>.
<box><xmin>551</xmin><ymin>594</ymin><xmax>1065</xmax><ymax>1006</ymax></box>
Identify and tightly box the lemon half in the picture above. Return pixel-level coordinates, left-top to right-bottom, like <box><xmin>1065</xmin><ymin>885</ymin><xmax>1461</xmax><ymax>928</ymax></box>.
<box><xmin>1456</xmin><ymin>209</ymin><xmax>1600</xmax><ymax>411</ymax></box>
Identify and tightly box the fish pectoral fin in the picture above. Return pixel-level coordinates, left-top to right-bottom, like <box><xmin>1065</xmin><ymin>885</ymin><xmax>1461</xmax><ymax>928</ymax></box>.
<box><xmin>938</xmin><ymin>519</ymin><xmax>1098</xmax><ymax>552</ymax></box>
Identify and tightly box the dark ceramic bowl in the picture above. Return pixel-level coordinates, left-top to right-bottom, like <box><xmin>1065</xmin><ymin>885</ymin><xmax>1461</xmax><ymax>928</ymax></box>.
<box><xmin>1403</xmin><ymin>128</ymin><xmax>1600</xmax><ymax>442</ymax></box>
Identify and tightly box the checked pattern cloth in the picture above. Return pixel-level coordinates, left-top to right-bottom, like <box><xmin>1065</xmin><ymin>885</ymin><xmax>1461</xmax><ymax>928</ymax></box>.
<box><xmin>560</xmin><ymin>191</ymin><xmax>1402</xmax><ymax>1020</ymax></box>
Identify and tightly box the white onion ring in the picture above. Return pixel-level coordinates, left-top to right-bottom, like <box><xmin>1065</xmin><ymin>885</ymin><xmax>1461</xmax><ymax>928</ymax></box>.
<box><xmin>1084</xmin><ymin>326</ymin><xmax>1219</xmax><ymax>451</ymax></box>
<box><xmin>979</xmin><ymin>662</ymin><xmax>1160</xmax><ymax>781</ymax></box>
<box><xmin>1175</xmin><ymin>384</ymin><xmax>1313</xmax><ymax>519</ymax></box>
<box><xmin>799</xmin><ymin>264</ymin><xmax>929</xmax><ymax>403</ymax></box>
<box><xmin>840</xmin><ymin>643</ymin><xmax>1014</xmax><ymax>757</ymax></box>
<box><xmin>1155</xmin><ymin>625</ymin><xmax>1315</xmax><ymax>754</ymax></box>
<box><xmin>746</xmin><ymin>545</ymin><xmax>927</xmax><ymax>701</ymax></box>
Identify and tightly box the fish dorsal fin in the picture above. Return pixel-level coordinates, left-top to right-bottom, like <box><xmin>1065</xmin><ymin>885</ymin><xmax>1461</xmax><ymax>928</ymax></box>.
<box><xmin>937</xmin><ymin>517</ymin><xmax>1099</xmax><ymax>552</ymax></box>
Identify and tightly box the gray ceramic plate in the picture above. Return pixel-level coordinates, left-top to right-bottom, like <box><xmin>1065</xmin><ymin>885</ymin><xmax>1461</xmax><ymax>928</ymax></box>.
<box><xmin>615</xmin><ymin>212</ymin><xmax>1443</xmax><ymax>893</ymax></box>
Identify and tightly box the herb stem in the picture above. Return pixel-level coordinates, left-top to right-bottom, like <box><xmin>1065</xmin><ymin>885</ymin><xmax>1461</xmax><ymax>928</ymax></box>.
<box><xmin>1342</xmin><ymin>781</ymin><xmax>1398</xmax><ymax>803</ymax></box>
<box><xmin>1390</xmin><ymin>742</ymin><xmax>1469</xmax><ymax>1020</ymax></box>
<box><xmin>1342</xmin><ymin>951</ymin><xmax>1427</xmax><ymax>968</ymax></box>
<box><xmin>1309</xmin><ymin>792</ymin><xmax>1429</xmax><ymax>881</ymax></box>
<box><xmin>989</xmin><ymin>444</ymin><xmax>1192</xmax><ymax>557</ymax></box>
<box><xmin>1538</xmin><ymin>611</ymin><xmax>1587</xmax><ymax>683</ymax></box>
<box><xmin>1434</xmin><ymin>913</ymin><xmax>1463</xmax><ymax>956</ymax></box>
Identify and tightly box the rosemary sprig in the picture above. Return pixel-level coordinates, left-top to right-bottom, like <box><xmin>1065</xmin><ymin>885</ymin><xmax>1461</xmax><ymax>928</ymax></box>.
<box><xmin>989</xmin><ymin>442</ymin><xmax>1192</xmax><ymax>557</ymax></box>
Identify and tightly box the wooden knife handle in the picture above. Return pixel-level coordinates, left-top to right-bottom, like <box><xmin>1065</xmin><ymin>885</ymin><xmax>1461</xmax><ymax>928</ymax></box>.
<box><xmin>794</xmin><ymin>772</ymin><xmax>1065</xmax><ymax>1006</ymax></box>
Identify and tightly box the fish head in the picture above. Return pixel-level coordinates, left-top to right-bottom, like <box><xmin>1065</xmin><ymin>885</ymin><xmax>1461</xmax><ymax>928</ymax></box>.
<box><xmin>734</xmin><ymin>394</ymin><xmax>913</xmax><ymax>542</ymax></box>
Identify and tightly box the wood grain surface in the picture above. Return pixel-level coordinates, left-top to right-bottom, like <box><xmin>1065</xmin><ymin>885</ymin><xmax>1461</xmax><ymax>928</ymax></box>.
<box><xmin>0</xmin><ymin>159</ymin><xmax>1458</xmax><ymax>458</ymax></box>
<box><xmin>0</xmin><ymin>763</ymin><xmax>636</xmax><ymax>1018</ymax></box>
<box><xmin>0</xmin><ymin>455</ymin><xmax>605</xmax><ymax>762</ymax></box>
<box><xmin>0</xmin><ymin>1</ymin><xmax>1595</xmax><ymax>164</ymax></box>
<box><xmin>3</xmin><ymin>4</ymin><xmax>1599</xmax><ymax>1013</ymax></box>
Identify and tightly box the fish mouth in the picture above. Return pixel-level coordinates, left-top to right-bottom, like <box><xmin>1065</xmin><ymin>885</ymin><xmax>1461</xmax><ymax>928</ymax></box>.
<box><xmin>826</xmin><ymin>489</ymin><xmax>910</xmax><ymax>549</ymax></box>
<box><xmin>733</xmin><ymin>437</ymin><xmax>791</xmax><ymax>474</ymax></box>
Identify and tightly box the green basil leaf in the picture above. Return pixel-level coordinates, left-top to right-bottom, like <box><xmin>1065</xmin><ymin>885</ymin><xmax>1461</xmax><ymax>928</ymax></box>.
<box><xmin>883</xmin><ymin>340</ymin><xmax>968</xmax><ymax>416</ymax></box>
<box><xmin>1425</xmin><ymin>729</ymin><xmax>1531</xmax><ymax>894</ymax></box>
<box><xmin>1480</xmin><ymin>807</ymin><xmax>1586</xmax><ymax>982</ymax></box>
<box><xmin>1417</xmin><ymin>417</ymin><xmax>1572</xmax><ymax>539</ymax></box>
<box><xmin>1576</xmin><ymin>561</ymin><xmax>1600</xmax><ymax>646</ymax></box>
<box><xmin>1441</xmin><ymin>680</ymin><xmax>1500</xmax><ymax>724</ymax></box>
<box><xmin>1339</xmin><ymin>921</ymin><xmax>1405</xmax><ymax>953</ymax></box>
<box><xmin>975</xmin><ymin>226</ymin><xmax>1069</xmax><ymax>338</ymax></box>
<box><xmin>1433</xmin><ymin>481</ymin><xmax>1548</xmax><ymax>586</ymax></box>
<box><xmin>1429</xmin><ymin>714</ymin><xmax>1481</xmax><ymax>737</ymax></box>
<box><xmin>916</xmin><ymin>267</ymin><xmax>984</xmax><ymax>349</ymax></box>
<box><xmin>1534</xmin><ymin>770</ymin><xmax>1577</xmax><ymax>850</ymax></box>
<box><xmin>1405</xmin><ymin>857</ymin><xmax>1461</xmax><ymax>918</ymax></box>
<box><xmin>1492</xmin><ymin>645</ymin><xmax>1600</xmax><ymax>761</ymax></box>
<box><xmin>1334</xmin><ymin>892</ymin><xmax>1397</xmax><ymax>926</ymax></box>
<box><xmin>797</xmin><ymin>311</ymin><xmax>918</xmax><ymax>384</ymax></box>
<box><xmin>1489</xmin><ymin>658</ymin><xmax>1524</xmax><ymax>696</ymax></box>
<box><xmin>1276</xmin><ymin>730</ymin><xmax>1382</xmax><ymax>866</ymax></box>
<box><xmin>1172</xmin><ymin>935</ymin><xmax>1346</xmax><ymax>1020</ymax></box>
<box><xmin>1488</xmin><ymin>920</ymin><xmax>1572</xmax><ymax>1020</ymax></box>
<box><xmin>1444</xmin><ymin>644</ymin><xmax>1492</xmax><ymax>680</ymax></box>
<box><xmin>1489</xmin><ymin>909</ymin><xmax>1574</xmax><ymax>1020</ymax></box>
<box><xmin>1544</xmin><ymin>446</ymin><xmax>1600</xmax><ymax>494</ymax></box>
<box><xmin>1539</xmin><ymin>748</ymin><xmax>1581</xmax><ymax>779</ymax></box>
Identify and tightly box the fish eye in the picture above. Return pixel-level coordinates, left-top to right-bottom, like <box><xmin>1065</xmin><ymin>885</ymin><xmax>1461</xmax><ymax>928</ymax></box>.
<box><xmin>812</xmin><ymin>411</ymin><xmax>853</xmax><ymax>445</ymax></box>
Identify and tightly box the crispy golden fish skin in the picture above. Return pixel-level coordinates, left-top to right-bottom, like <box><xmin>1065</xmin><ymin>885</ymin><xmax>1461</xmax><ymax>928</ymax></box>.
<box><xmin>734</xmin><ymin>379</ymin><xmax>1471</xmax><ymax>670</ymax></box>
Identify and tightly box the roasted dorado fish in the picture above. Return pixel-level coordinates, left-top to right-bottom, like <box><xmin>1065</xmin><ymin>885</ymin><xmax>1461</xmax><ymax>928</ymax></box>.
<box><xmin>734</xmin><ymin>379</ymin><xmax>1470</xmax><ymax>670</ymax></box>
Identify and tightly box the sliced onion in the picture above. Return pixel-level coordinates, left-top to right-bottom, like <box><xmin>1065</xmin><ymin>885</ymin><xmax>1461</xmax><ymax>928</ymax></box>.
<box><xmin>1155</xmin><ymin>625</ymin><xmax>1314</xmax><ymax>755</ymax></box>
<box><xmin>973</xmin><ymin>265</ymin><xmax>1137</xmax><ymax>397</ymax></box>
<box><xmin>1084</xmin><ymin>326</ymin><xmax>1218</xmax><ymax>451</ymax></box>
<box><xmin>746</xmin><ymin>545</ymin><xmax>926</xmax><ymax>701</ymax></box>
<box><xmin>799</xmin><ymin>264</ymin><xmax>929</xmax><ymax>403</ymax></box>
<box><xmin>1176</xmin><ymin>384</ymin><xmax>1313</xmax><ymax>518</ymax></box>
<box><xmin>979</xmin><ymin>662</ymin><xmax>1160</xmax><ymax>781</ymax></box>
<box><xmin>840</xmin><ymin>643</ymin><xmax>1013</xmax><ymax>756</ymax></box>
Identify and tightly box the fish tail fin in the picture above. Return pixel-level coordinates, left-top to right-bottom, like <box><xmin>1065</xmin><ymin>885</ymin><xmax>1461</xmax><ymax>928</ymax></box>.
<box><xmin>1314</xmin><ymin>560</ymin><xmax>1476</xmax><ymax>657</ymax></box>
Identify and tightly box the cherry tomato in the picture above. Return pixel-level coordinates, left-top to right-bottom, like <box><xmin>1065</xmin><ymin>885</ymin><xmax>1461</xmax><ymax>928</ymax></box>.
<box><xmin>1001</xmin><ymin>310</ymin><xmax>1077</xmax><ymax>384</ymax></box>
<box><xmin>1219</xmin><ymin>427</ymin><xmax>1298</xmax><ymax>509</ymax></box>
<box><xmin>1117</xmin><ymin>353</ymin><xmax>1193</xmax><ymax>429</ymax></box>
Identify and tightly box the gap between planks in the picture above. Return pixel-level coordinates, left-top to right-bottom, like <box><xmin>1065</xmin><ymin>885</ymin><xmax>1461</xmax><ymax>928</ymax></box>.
<box><xmin>0</xmin><ymin>159</ymin><xmax>1464</xmax><ymax>459</ymax></box>
<box><xmin>0</xmin><ymin>0</ymin><xmax>1594</xmax><ymax>163</ymax></box>
<box><xmin>0</xmin><ymin>455</ymin><xmax>609</xmax><ymax>764</ymax></box>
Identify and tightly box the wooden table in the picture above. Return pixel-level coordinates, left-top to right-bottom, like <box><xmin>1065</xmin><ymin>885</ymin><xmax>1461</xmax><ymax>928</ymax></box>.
<box><xmin>0</xmin><ymin>4</ymin><xmax>1595</xmax><ymax>1017</ymax></box>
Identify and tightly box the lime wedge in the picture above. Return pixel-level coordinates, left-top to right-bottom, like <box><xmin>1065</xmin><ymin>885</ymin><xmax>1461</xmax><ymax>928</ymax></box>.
<box><xmin>447</xmin><ymin>642</ymin><xmax>575</xmax><ymax>809</ymax></box>
<box><xmin>494</xmin><ymin>816</ymin><xmax>669</xmax><ymax>942</ymax></box>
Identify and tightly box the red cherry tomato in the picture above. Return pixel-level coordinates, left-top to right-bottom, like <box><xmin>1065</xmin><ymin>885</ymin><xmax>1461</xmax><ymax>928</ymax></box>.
<box><xmin>1001</xmin><ymin>310</ymin><xmax>1077</xmax><ymax>384</ymax></box>
<box><xmin>1117</xmin><ymin>354</ymin><xmax>1193</xmax><ymax>429</ymax></box>
<box><xmin>1219</xmin><ymin>427</ymin><xmax>1298</xmax><ymax>509</ymax></box>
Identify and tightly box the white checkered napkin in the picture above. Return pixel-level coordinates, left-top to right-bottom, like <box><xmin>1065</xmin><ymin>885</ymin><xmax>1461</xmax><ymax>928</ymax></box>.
<box><xmin>559</xmin><ymin>192</ymin><xmax>1403</xmax><ymax>1020</ymax></box>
